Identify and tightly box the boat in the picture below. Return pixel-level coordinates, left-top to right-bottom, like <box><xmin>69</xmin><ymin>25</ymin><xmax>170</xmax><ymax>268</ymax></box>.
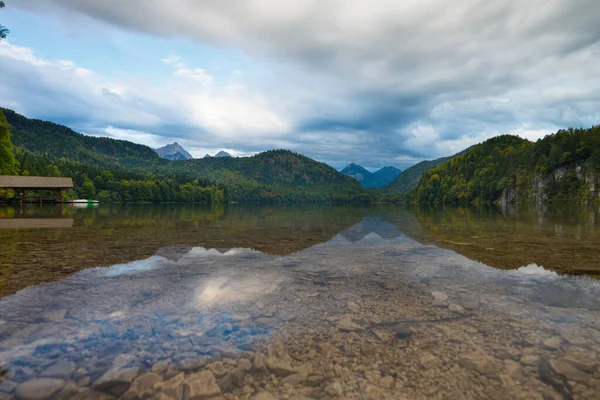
<box><xmin>71</xmin><ymin>199</ymin><xmax>99</xmax><ymax>204</ymax></box>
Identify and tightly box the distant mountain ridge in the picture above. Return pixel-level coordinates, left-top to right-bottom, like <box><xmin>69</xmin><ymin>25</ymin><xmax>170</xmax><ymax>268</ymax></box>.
<box><xmin>340</xmin><ymin>163</ymin><xmax>401</xmax><ymax>188</ymax></box>
<box><xmin>155</xmin><ymin>142</ymin><xmax>193</xmax><ymax>160</ymax></box>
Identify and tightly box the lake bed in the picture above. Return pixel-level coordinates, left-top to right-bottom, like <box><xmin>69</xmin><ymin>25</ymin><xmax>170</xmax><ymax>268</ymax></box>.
<box><xmin>0</xmin><ymin>204</ymin><xmax>599</xmax><ymax>399</ymax></box>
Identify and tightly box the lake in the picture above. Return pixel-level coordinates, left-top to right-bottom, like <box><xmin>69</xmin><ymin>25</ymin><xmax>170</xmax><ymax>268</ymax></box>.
<box><xmin>0</xmin><ymin>203</ymin><xmax>599</xmax><ymax>399</ymax></box>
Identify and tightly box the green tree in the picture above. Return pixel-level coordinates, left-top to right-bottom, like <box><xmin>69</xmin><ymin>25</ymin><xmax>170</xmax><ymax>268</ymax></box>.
<box><xmin>80</xmin><ymin>177</ymin><xmax>96</xmax><ymax>199</ymax></box>
<box><xmin>0</xmin><ymin>110</ymin><xmax>19</xmax><ymax>175</ymax></box>
<box><xmin>0</xmin><ymin>1</ymin><xmax>9</xmax><ymax>41</ymax></box>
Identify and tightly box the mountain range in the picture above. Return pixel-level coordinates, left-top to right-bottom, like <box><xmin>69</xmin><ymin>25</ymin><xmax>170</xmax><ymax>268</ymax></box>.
<box><xmin>340</xmin><ymin>163</ymin><xmax>401</xmax><ymax>188</ymax></box>
<box><xmin>155</xmin><ymin>143</ymin><xmax>193</xmax><ymax>160</ymax></box>
<box><xmin>4</xmin><ymin>107</ymin><xmax>597</xmax><ymax>205</ymax></box>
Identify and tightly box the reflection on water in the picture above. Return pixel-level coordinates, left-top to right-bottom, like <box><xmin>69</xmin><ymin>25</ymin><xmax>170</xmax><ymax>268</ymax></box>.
<box><xmin>409</xmin><ymin>204</ymin><xmax>600</xmax><ymax>276</ymax></box>
<box><xmin>0</xmin><ymin>204</ymin><xmax>599</xmax><ymax>399</ymax></box>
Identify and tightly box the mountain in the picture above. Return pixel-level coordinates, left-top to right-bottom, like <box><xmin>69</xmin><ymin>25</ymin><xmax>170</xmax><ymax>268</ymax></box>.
<box><xmin>340</xmin><ymin>163</ymin><xmax>401</xmax><ymax>188</ymax></box>
<box><xmin>415</xmin><ymin>127</ymin><xmax>600</xmax><ymax>204</ymax></box>
<box><xmin>340</xmin><ymin>163</ymin><xmax>372</xmax><ymax>183</ymax></box>
<box><xmin>157</xmin><ymin>150</ymin><xmax>370</xmax><ymax>202</ymax></box>
<box><xmin>214</xmin><ymin>151</ymin><xmax>232</xmax><ymax>158</ymax></box>
<box><xmin>2</xmin><ymin>108</ymin><xmax>161</xmax><ymax>167</ymax></box>
<box><xmin>163</xmin><ymin>152</ymin><xmax>189</xmax><ymax>161</ymax></box>
<box><xmin>371</xmin><ymin>166</ymin><xmax>401</xmax><ymax>185</ymax></box>
<box><xmin>155</xmin><ymin>142</ymin><xmax>193</xmax><ymax>160</ymax></box>
<box><xmin>384</xmin><ymin>156</ymin><xmax>454</xmax><ymax>195</ymax></box>
<box><xmin>203</xmin><ymin>154</ymin><xmax>212</xmax><ymax>158</ymax></box>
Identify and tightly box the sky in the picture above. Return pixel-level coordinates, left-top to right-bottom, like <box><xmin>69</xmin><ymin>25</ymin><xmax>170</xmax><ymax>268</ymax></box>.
<box><xmin>1</xmin><ymin>1</ymin><xmax>599</xmax><ymax>171</ymax></box>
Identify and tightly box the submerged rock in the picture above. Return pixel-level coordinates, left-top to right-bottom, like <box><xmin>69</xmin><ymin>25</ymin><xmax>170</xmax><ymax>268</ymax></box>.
<box><xmin>448</xmin><ymin>304</ymin><xmax>466</xmax><ymax>315</ymax></box>
<box><xmin>121</xmin><ymin>372</ymin><xmax>163</xmax><ymax>400</ymax></box>
<box><xmin>391</xmin><ymin>323</ymin><xmax>412</xmax><ymax>339</ymax></box>
<box><xmin>92</xmin><ymin>367</ymin><xmax>139</xmax><ymax>396</ymax></box>
<box><xmin>40</xmin><ymin>359</ymin><xmax>76</xmax><ymax>379</ymax></box>
<box><xmin>338</xmin><ymin>317</ymin><xmax>363</xmax><ymax>332</ymax></box>
<box><xmin>15</xmin><ymin>378</ymin><xmax>65</xmax><ymax>400</ymax></box>
<box><xmin>183</xmin><ymin>370</ymin><xmax>221</xmax><ymax>399</ymax></box>
<box><xmin>153</xmin><ymin>372</ymin><xmax>185</xmax><ymax>399</ymax></box>
<box><xmin>543</xmin><ymin>336</ymin><xmax>568</xmax><ymax>351</ymax></box>
<box><xmin>265</xmin><ymin>342</ymin><xmax>297</xmax><ymax>376</ymax></box>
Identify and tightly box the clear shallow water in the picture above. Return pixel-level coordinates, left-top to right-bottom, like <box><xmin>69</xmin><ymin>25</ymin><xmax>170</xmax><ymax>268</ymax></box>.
<box><xmin>0</xmin><ymin>204</ymin><xmax>599</xmax><ymax>399</ymax></box>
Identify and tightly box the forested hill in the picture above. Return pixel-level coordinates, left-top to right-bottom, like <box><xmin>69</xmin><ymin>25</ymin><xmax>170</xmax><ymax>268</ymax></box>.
<box><xmin>2</xmin><ymin>108</ymin><xmax>161</xmax><ymax>167</ymax></box>
<box><xmin>156</xmin><ymin>150</ymin><xmax>370</xmax><ymax>202</ymax></box>
<box><xmin>383</xmin><ymin>155</ymin><xmax>454</xmax><ymax>195</ymax></box>
<box><xmin>1</xmin><ymin>109</ymin><xmax>371</xmax><ymax>203</ymax></box>
<box><xmin>416</xmin><ymin>127</ymin><xmax>600</xmax><ymax>204</ymax></box>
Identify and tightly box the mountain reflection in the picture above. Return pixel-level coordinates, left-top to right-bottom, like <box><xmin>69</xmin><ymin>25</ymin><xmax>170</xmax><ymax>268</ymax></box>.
<box><xmin>1</xmin><ymin>203</ymin><xmax>599</xmax><ymax>298</ymax></box>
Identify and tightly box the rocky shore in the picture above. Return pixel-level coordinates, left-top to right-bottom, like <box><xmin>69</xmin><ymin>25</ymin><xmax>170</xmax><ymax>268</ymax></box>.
<box><xmin>1</xmin><ymin>234</ymin><xmax>599</xmax><ymax>399</ymax></box>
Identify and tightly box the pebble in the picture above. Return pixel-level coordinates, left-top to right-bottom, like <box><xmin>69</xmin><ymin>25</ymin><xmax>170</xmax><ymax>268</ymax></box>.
<box><xmin>391</xmin><ymin>323</ymin><xmax>412</xmax><ymax>339</ymax></box>
<box><xmin>543</xmin><ymin>336</ymin><xmax>566</xmax><ymax>351</ymax></box>
<box><xmin>379</xmin><ymin>375</ymin><xmax>395</xmax><ymax>390</ymax></box>
<box><xmin>448</xmin><ymin>304</ymin><xmax>466</xmax><ymax>315</ymax></box>
<box><xmin>520</xmin><ymin>355</ymin><xmax>540</xmax><ymax>366</ymax></box>
<box><xmin>419</xmin><ymin>352</ymin><xmax>441</xmax><ymax>369</ymax></box>
<box><xmin>325</xmin><ymin>381</ymin><xmax>343</xmax><ymax>397</ymax></box>
<box><xmin>338</xmin><ymin>317</ymin><xmax>363</xmax><ymax>332</ymax></box>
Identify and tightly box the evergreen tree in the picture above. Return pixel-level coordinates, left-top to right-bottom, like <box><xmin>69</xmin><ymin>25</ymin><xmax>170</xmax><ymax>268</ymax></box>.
<box><xmin>0</xmin><ymin>110</ymin><xmax>19</xmax><ymax>175</ymax></box>
<box><xmin>0</xmin><ymin>1</ymin><xmax>9</xmax><ymax>41</ymax></box>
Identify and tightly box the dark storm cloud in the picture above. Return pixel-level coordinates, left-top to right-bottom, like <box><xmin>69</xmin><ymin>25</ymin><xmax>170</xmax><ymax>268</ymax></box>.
<box><xmin>5</xmin><ymin>0</ymin><xmax>600</xmax><ymax>167</ymax></box>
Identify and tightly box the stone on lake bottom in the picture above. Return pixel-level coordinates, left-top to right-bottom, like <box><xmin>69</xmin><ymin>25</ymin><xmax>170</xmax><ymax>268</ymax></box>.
<box><xmin>281</xmin><ymin>372</ymin><xmax>308</xmax><ymax>386</ymax></box>
<box><xmin>543</xmin><ymin>336</ymin><xmax>566</xmax><ymax>351</ymax></box>
<box><xmin>15</xmin><ymin>378</ymin><xmax>65</xmax><ymax>400</ymax></box>
<box><xmin>391</xmin><ymin>323</ymin><xmax>412</xmax><ymax>339</ymax></box>
<box><xmin>379</xmin><ymin>375</ymin><xmax>395</xmax><ymax>390</ymax></box>
<box><xmin>419</xmin><ymin>352</ymin><xmax>441</xmax><ymax>369</ymax></box>
<box><xmin>254</xmin><ymin>392</ymin><xmax>278</xmax><ymax>400</ymax></box>
<box><xmin>153</xmin><ymin>372</ymin><xmax>185</xmax><ymax>399</ymax></box>
<box><xmin>448</xmin><ymin>304</ymin><xmax>466</xmax><ymax>315</ymax></box>
<box><xmin>338</xmin><ymin>317</ymin><xmax>363</xmax><ymax>332</ymax></box>
<box><xmin>121</xmin><ymin>372</ymin><xmax>163</xmax><ymax>400</ymax></box>
<box><xmin>325</xmin><ymin>381</ymin><xmax>343</xmax><ymax>397</ymax></box>
<box><xmin>184</xmin><ymin>370</ymin><xmax>221</xmax><ymax>399</ymax></box>
<box><xmin>40</xmin><ymin>359</ymin><xmax>76</xmax><ymax>379</ymax></box>
<box><xmin>92</xmin><ymin>367</ymin><xmax>139</xmax><ymax>396</ymax></box>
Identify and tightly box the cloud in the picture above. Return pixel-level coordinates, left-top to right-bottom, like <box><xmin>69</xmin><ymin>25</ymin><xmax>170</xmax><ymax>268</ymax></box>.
<box><xmin>162</xmin><ymin>55</ymin><xmax>214</xmax><ymax>87</ymax></box>
<box><xmin>0</xmin><ymin>41</ymin><xmax>292</xmax><ymax>153</ymax></box>
<box><xmin>6</xmin><ymin>0</ymin><xmax>600</xmax><ymax>168</ymax></box>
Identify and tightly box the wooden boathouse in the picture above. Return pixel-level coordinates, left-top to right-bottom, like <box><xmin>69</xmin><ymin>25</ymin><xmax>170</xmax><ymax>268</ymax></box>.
<box><xmin>0</xmin><ymin>176</ymin><xmax>74</xmax><ymax>203</ymax></box>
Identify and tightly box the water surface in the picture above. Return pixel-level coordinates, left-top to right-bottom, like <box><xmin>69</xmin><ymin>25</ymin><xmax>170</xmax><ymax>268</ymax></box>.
<box><xmin>0</xmin><ymin>204</ymin><xmax>599</xmax><ymax>399</ymax></box>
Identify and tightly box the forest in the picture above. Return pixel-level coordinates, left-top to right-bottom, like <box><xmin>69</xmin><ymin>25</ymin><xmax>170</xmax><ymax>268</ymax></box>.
<box><xmin>416</xmin><ymin>126</ymin><xmax>600</xmax><ymax>204</ymax></box>
<box><xmin>0</xmin><ymin>109</ymin><xmax>370</xmax><ymax>204</ymax></box>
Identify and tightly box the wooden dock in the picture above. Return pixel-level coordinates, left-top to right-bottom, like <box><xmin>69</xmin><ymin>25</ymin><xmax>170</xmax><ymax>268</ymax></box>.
<box><xmin>0</xmin><ymin>176</ymin><xmax>74</xmax><ymax>203</ymax></box>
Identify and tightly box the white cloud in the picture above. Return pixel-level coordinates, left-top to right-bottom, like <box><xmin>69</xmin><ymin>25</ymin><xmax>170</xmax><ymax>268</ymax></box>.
<box><xmin>0</xmin><ymin>41</ymin><xmax>292</xmax><ymax>147</ymax></box>
<box><xmin>6</xmin><ymin>0</ymin><xmax>600</xmax><ymax>168</ymax></box>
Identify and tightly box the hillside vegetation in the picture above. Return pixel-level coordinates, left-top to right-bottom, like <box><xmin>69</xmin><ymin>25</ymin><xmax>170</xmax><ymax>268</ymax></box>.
<box><xmin>3</xmin><ymin>108</ymin><xmax>161</xmax><ymax>167</ymax></box>
<box><xmin>157</xmin><ymin>150</ymin><xmax>370</xmax><ymax>203</ymax></box>
<box><xmin>381</xmin><ymin>157</ymin><xmax>452</xmax><ymax>201</ymax></box>
<box><xmin>1</xmin><ymin>109</ymin><xmax>370</xmax><ymax>203</ymax></box>
<box><xmin>416</xmin><ymin>127</ymin><xmax>600</xmax><ymax>204</ymax></box>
